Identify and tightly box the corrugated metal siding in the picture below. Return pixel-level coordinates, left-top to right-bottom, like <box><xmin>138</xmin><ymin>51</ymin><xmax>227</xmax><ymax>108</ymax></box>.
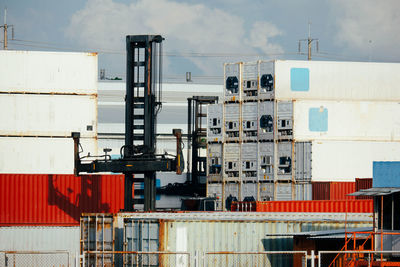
<box><xmin>251</xmin><ymin>200</ymin><xmax>372</xmax><ymax>213</ymax></box>
<box><xmin>274</xmin><ymin>60</ymin><xmax>400</xmax><ymax>101</ymax></box>
<box><xmin>0</xmin><ymin>137</ymin><xmax>98</xmax><ymax>174</ymax></box>
<box><xmin>0</xmin><ymin>174</ymin><xmax>125</xmax><ymax>226</ymax></box>
<box><xmin>329</xmin><ymin>182</ymin><xmax>355</xmax><ymax>200</ymax></box>
<box><xmin>355</xmin><ymin>178</ymin><xmax>373</xmax><ymax>200</ymax></box>
<box><xmin>0</xmin><ymin>94</ymin><xmax>97</xmax><ymax>138</ymax></box>
<box><xmin>0</xmin><ymin>226</ymin><xmax>80</xmax><ymax>266</ymax></box>
<box><xmin>0</xmin><ymin>50</ymin><xmax>97</xmax><ymax>94</ymax></box>
<box><xmin>312</xmin><ymin>182</ymin><xmax>355</xmax><ymax>200</ymax></box>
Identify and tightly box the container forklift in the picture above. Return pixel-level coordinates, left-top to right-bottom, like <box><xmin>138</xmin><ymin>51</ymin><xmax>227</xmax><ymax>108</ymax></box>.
<box><xmin>72</xmin><ymin>35</ymin><xmax>183</xmax><ymax>211</ymax></box>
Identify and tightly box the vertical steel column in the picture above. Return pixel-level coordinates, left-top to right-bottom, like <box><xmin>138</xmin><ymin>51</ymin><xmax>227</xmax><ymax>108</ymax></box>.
<box><xmin>124</xmin><ymin>37</ymin><xmax>134</xmax><ymax>211</ymax></box>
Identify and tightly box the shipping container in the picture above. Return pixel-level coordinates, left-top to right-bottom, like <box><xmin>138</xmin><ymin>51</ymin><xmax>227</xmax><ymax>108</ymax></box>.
<box><xmin>207</xmin><ymin>103</ymin><xmax>223</xmax><ymax>143</ymax></box>
<box><xmin>233</xmin><ymin>199</ymin><xmax>373</xmax><ymax>213</ymax></box>
<box><xmin>275</xmin><ymin>182</ymin><xmax>292</xmax><ymax>200</ymax></box>
<box><xmin>241</xmin><ymin>143</ymin><xmax>258</xmax><ymax>181</ymax></box>
<box><xmin>207</xmin><ymin>143</ymin><xmax>223</xmax><ymax>182</ymax></box>
<box><xmin>258</xmin><ymin>101</ymin><xmax>274</xmax><ymax>140</ymax></box>
<box><xmin>0</xmin><ymin>137</ymin><xmax>98</xmax><ymax>174</ymax></box>
<box><xmin>241</xmin><ymin>182</ymin><xmax>258</xmax><ymax>201</ymax></box>
<box><xmin>294</xmin><ymin>182</ymin><xmax>312</xmax><ymax>200</ymax></box>
<box><xmin>292</xmin><ymin>100</ymin><xmax>400</xmax><ymax>142</ymax></box>
<box><xmin>223</xmin><ymin>143</ymin><xmax>240</xmax><ymax>181</ymax></box>
<box><xmin>259</xmin><ymin>181</ymin><xmax>274</xmax><ymax>201</ymax></box>
<box><xmin>258</xmin><ymin>61</ymin><xmax>274</xmax><ymax>100</ymax></box>
<box><xmin>206</xmin><ymin>182</ymin><xmax>223</xmax><ymax>209</ymax></box>
<box><xmin>273</xmin><ymin>60</ymin><xmax>400</xmax><ymax>101</ymax></box>
<box><xmin>311</xmin><ymin>141</ymin><xmax>400</xmax><ymax>181</ymax></box>
<box><xmin>0</xmin><ymin>94</ymin><xmax>97</xmax><ymax>138</ymax></box>
<box><xmin>0</xmin><ymin>50</ymin><xmax>97</xmax><ymax>95</ymax></box>
<box><xmin>242</xmin><ymin>102</ymin><xmax>258</xmax><ymax>141</ymax></box>
<box><xmin>294</xmin><ymin>142</ymin><xmax>312</xmax><ymax>182</ymax></box>
<box><xmin>258</xmin><ymin>142</ymin><xmax>274</xmax><ymax>181</ymax></box>
<box><xmin>81</xmin><ymin>212</ymin><xmax>372</xmax><ymax>267</ymax></box>
<box><xmin>312</xmin><ymin>181</ymin><xmax>355</xmax><ymax>200</ymax></box>
<box><xmin>276</xmin><ymin>142</ymin><xmax>293</xmax><ymax>180</ymax></box>
<box><xmin>276</xmin><ymin>101</ymin><xmax>293</xmax><ymax>140</ymax></box>
<box><xmin>224</xmin><ymin>103</ymin><xmax>240</xmax><ymax>142</ymax></box>
<box><xmin>0</xmin><ymin>226</ymin><xmax>80</xmax><ymax>266</ymax></box>
<box><xmin>0</xmin><ymin>174</ymin><xmax>125</xmax><ymax>226</ymax></box>
<box><xmin>355</xmin><ymin>178</ymin><xmax>373</xmax><ymax>200</ymax></box>
<box><xmin>241</xmin><ymin>61</ymin><xmax>258</xmax><ymax>101</ymax></box>
<box><xmin>224</xmin><ymin>63</ymin><xmax>241</xmax><ymax>102</ymax></box>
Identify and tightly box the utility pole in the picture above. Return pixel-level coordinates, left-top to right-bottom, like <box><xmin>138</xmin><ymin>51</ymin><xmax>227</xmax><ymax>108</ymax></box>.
<box><xmin>1</xmin><ymin>8</ymin><xmax>14</xmax><ymax>50</ymax></box>
<box><xmin>298</xmin><ymin>22</ymin><xmax>318</xmax><ymax>60</ymax></box>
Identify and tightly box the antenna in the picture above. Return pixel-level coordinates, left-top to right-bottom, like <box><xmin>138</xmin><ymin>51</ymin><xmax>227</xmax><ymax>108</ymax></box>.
<box><xmin>1</xmin><ymin>7</ymin><xmax>15</xmax><ymax>50</ymax></box>
<box><xmin>298</xmin><ymin>21</ymin><xmax>319</xmax><ymax>60</ymax></box>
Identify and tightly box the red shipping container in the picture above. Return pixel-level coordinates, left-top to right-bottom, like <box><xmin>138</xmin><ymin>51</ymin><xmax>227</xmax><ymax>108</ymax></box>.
<box><xmin>312</xmin><ymin>181</ymin><xmax>356</xmax><ymax>200</ymax></box>
<box><xmin>355</xmin><ymin>178</ymin><xmax>373</xmax><ymax>200</ymax></box>
<box><xmin>233</xmin><ymin>200</ymin><xmax>373</xmax><ymax>213</ymax></box>
<box><xmin>0</xmin><ymin>174</ymin><xmax>127</xmax><ymax>226</ymax></box>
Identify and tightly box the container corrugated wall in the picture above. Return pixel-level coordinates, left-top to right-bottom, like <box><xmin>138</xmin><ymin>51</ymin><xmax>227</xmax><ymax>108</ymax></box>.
<box><xmin>81</xmin><ymin>212</ymin><xmax>372</xmax><ymax>267</ymax></box>
<box><xmin>355</xmin><ymin>178</ymin><xmax>373</xmax><ymax>200</ymax></box>
<box><xmin>0</xmin><ymin>226</ymin><xmax>80</xmax><ymax>266</ymax></box>
<box><xmin>0</xmin><ymin>50</ymin><xmax>97</xmax><ymax>94</ymax></box>
<box><xmin>274</xmin><ymin>60</ymin><xmax>400</xmax><ymax>101</ymax></box>
<box><xmin>312</xmin><ymin>181</ymin><xmax>355</xmax><ymax>200</ymax></box>
<box><xmin>0</xmin><ymin>174</ymin><xmax>125</xmax><ymax>226</ymax></box>
<box><xmin>250</xmin><ymin>200</ymin><xmax>373</xmax><ymax>213</ymax></box>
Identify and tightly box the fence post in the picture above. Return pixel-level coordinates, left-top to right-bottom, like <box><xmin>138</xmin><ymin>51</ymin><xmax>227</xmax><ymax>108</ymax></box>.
<box><xmin>310</xmin><ymin>250</ymin><xmax>315</xmax><ymax>267</ymax></box>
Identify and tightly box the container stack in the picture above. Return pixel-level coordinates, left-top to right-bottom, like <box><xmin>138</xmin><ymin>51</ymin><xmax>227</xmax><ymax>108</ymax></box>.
<box><xmin>0</xmin><ymin>50</ymin><xmax>99</xmax><ymax>174</ymax></box>
<box><xmin>207</xmin><ymin>59</ymin><xmax>400</xmax><ymax>210</ymax></box>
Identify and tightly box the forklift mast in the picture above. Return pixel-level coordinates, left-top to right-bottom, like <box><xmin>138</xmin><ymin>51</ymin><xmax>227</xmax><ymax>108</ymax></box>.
<box><xmin>73</xmin><ymin>35</ymin><xmax>183</xmax><ymax>211</ymax></box>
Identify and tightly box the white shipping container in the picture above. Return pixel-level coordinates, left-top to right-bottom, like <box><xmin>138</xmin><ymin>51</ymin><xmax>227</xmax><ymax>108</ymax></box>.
<box><xmin>0</xmin><ymin>226</ymin><xmax>80</xmax><ymax>266</ymax></box>
<box><xmin>258</xmin><ymin>101</ymin><xmax>274</xmax><ymax>141</ymax></box>
<box><xmin>241</xmin><ymin>143</ymin><xmax>258</xmax><ymax>181</ymax></box>
<box><xmin>275</xmin><ymin>182</ymin><xmax>292</xmax><ymax>200</ymax></box>
<box><xmin>0</xmin><ymin>137</ymin><xmax>98</xmax><ymax>174</ymax></box>
<box><xmin>258</xmin><ymin>61</ymin><xmax>274</xmax><ymax>100</ymax></box>
<box><xmin>224</xmin><ymin>63</ymin><xmax>241</xmax><ymax>102</ymax></box>
<box><xmin>223</xmin><ymin>143</ymin><xmax>240</xmax><ymax>181</ymax></box>
<box><xmin>276</xmin><ymin>142</ymin><xmax>293</xmax><ymax>181</ymax></box>
<box><xmin>241</xmin><ymin>182</ymin><xmax>258</xmax><ymax>200</ymax></box>
<box><xmin>207</xmin><ymin>103</ymin><xmax>223</xmax><ymax>143</ymax></box>
<box><xmin>311</xmin><ymin>140</ymin><xmax>400</xmax><ymax>181</ymax></box>
<box><xmin>0</xmin><ymin>94</ymin><xmax>97</xmax><ymax>138</ymax></box>
<box><xmin>259</xmin><ymin>142</ymin><xmax>274</xmax><ymax>181</ymax></box>
<box><xmin>293</xmin><ymin>100</ymin><xmax>400</xmax><ymax>141</ymax></box>
<box><xmin>207</xmin><ymin>183</ymin><xmax>223</xmax><ymax>209</ymax></box>
<box><xmin>0</xmin><ymin>50</ymin><xmax>97</xmax><ymax>95</ymax></box>
<box><xmin>259</xmin><ymin>182</ymin><xmax>274</xmax><ymax>201</ymax></box>
<box><xmin>242</xmin><ymin>102</ymin><xmax>258</xmax><ymax>141</ymax></box>
<box><xmin>224</xmin><ymin>104</ymin><xmax>240</xmax><ymax>142</ymax></box>
<box><xmin>242</xmin><ymin>62</ymin><xmax>258</xmax><ymax>101</ymax></box>
<box><xmin>274</xmin><ymin>60</ymin><xmax>400</xmax><ymax>101</ymax></box>
<box><xmin>207</xmin><ymin>143</ymin><xmax>223</xmax><ymax>182</ymax></box>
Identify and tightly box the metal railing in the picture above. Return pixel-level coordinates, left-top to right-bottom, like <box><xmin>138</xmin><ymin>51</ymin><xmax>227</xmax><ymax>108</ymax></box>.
<box><xmin>0</xmin><ymin>250</ymin><xmax>70</xmax><ymax>267</ymax></box>
<box><xmin>81</xmin><ymin>251</ymin><xmax>190</xmax><ymax>267</ymax></box>
<box><xmin>203</xmin><ymin>251</ymin><xmax>308</xmax><ymax>267</ymax></box>
<box><xmin>318</xmin><ymin>250</ymin><xmax>400</xmax><ymax>267</ymax></box>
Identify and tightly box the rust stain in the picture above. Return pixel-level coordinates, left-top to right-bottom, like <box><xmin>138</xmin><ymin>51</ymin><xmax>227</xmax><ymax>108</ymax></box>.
<box><xmin>88</xmin><ymin>52</ymin><xmax>98</xmax><ymax>56</ymax></box>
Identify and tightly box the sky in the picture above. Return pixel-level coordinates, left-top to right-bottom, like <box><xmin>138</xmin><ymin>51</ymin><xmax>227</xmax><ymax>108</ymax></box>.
<box><xmin>2</xmin><ymin>0</ymin><xmax>400</xmax><ymax>83</ymax></box>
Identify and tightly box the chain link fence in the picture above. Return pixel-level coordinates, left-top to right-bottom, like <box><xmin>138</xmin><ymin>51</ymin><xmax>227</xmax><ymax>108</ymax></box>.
<box><xmin>204</xmin><ymin>251</ymin><xmax>308</xmax><ymax>267</ymax></box>
<box><xmin>318</xmin><ymin>250</ymin><xmax>400</xmax><ymax>267</ymax></box>
<box><xmin>82</xmin><ymin>251</ymin><xmax>190</xmax><ymax>267</ymax></box>
<box><xmin>0</xmin><ymin>251</ymin><xmax>70</xmax><ymax>267</ymax></box>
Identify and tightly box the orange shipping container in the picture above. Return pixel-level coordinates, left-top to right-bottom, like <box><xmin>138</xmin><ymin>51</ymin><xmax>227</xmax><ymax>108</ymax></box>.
<box><xmin>312</xmin><ymin>181</ymin><xmax>356</xmax><ymax>200</ymax></box>
<box><xmin>232</xmin><ymin>199</ymin><xmax>373</xmax><ymax>213</ymax></box>
<box><xmin>0</xmin><ymin>174</ymin><xmax>127</xmax><ymax>226</ymax></box>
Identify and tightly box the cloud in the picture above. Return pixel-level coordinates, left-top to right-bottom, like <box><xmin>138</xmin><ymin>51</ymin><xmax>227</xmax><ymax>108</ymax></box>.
<box><xmin>331</xmin><ymin>0</ymin><xmax>400</xmax><ymax>61</ymax></box>
<box><xmin>65</xmin><ymin>0</ymin><xmax>283</xmax><ymax>75</ymax></box>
